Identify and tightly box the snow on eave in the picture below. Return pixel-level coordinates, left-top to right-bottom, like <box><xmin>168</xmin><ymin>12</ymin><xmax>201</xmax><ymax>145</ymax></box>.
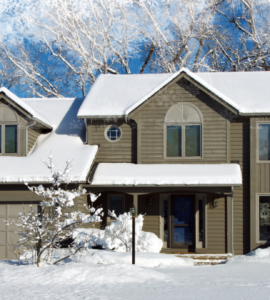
<box><xmin>127</xmin><ymin>68</ymin><xmax>241</xmax><ymax>117</ymax></box>
<box><xmin>0</xmin><ymin>87</ymin><xmax>52</xmax><ymax>129</ymax></box>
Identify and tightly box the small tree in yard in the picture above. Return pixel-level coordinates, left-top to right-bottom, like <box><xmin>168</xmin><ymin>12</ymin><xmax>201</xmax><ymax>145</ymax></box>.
<box><xmin>4</xmin><ymin>154</ymin><xmax>103</xmax><ymax>267</ymax></box>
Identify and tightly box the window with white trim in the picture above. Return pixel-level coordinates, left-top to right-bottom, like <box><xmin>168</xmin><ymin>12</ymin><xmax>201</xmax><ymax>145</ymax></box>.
<box><xmin>104</xmin><ymin>125</ymin><xmax>122</xmax><ymax>143</ymax></box>
<box><xmin>164</xmin><ymin>103</ymin><xmax>202</xmax><ymax>158</ymax></box>
<box><xmin>0</xmin><ymin>106</ymin><xmax>18</xmax><ymax>155</ymax></box>
<box><xmin>259</xmin><ymin>196</ymin><xmax>270</xmax><ymax>241</ymax></box>
<box><xmin>259</xmin><ymin>124</ymin><xmax>270</xmax><ymax>161</ymax></box>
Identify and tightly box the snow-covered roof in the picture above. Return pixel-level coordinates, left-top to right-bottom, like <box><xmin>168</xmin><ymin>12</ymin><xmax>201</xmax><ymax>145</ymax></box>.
<box><xmin>0</xmin><ymin>87</ymin><xmax>52</xmax><ymax>128</ymax></box>
<box><xmin>90</xmin><ymin>163</ymin><xmax>242</xmax><ymax>186</ymax></box>
<box><xmin>77</xmin><ymin>73</ymin><xmax>172</xmax><ymax>119</ymax></box>
<box><xmin>0</xmin><ymin>98</ymin><xmax>98</xmax><ymax>183</ymax></box>
<box><xmin>78</xmin><ymin>68</ymin><xmax>270</xmax><ymax>119</ymax></box>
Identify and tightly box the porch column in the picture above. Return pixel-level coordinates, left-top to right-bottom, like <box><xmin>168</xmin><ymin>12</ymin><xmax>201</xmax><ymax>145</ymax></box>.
<box><xmin>226</xmin><ymin>195</ymin><xmax>233</xmax><ymax>254</ymax></box>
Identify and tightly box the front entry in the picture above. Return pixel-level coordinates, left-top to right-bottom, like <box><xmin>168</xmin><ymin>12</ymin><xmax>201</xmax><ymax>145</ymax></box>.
<box><xmin>171</xmin><ymin>195</ymin><xmax>195</xmax><ymax>250</ymax></box>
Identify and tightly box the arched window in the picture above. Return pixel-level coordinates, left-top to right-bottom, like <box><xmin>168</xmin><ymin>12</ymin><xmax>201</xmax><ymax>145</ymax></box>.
<box><xmin>164</xmin><ymin>103</ymin><xmax>202</xmax><ymax>158</ymax></box>
<box><xmin>0</xmin><ymin>106</ymin><xmax>18</xmax><ymax>155</ymax></box>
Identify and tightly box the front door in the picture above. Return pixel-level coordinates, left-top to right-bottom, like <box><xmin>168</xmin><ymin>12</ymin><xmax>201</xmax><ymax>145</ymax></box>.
<box><xmin>171</xmin><ymin>195</ymin><xmax>195</xmax><ymax>250</ymax></box>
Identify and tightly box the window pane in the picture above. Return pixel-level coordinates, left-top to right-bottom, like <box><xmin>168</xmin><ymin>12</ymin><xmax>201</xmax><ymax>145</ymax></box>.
<box><xmin>199</xmin><ymin>200</ymin><xmax>204</xmax><ymax>242</ymax></box>
<box><xmin>260</xmin><ymin>196</ymin><xmax>270</xmax><ymax>241</ymax></box>
<box><xmin>259</xmin><ymin>124</ymin><xmax>270</xmax><ymax>160</ymax></box>
<box><xmin>107</xmin><ymin>127</ymin><xmax>121</xmax><ymax>141</ymax></box>
<box><xmin>185</xmin><ymin>125</ymin><xmax>201</xmax><ymax>157</ymax></box>
<box><xmin>110</xmin><ymin>196</ymin><xmax>123</xmax><ymax>216</ymax></box>
<box><xmin>0</xmin><ymin>125</ymin><xmax>1</xmax><ymax>153</ymax></box>
<box><xmin>167</xmin><ymin>126</ymin><xmax>182</xmax><ymax>157</ymax></box>
<box><xmin>5</xmin><ymin>125</ymin><xmax>17</xmax><ymax>153</ymax></box>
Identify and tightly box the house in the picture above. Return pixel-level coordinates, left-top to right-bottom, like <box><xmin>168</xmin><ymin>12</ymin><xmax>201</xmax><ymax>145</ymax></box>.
<box><xmin>1</xmin><ymin>68</ymin><xmax>270</xmax><ymax>259</ymax></box>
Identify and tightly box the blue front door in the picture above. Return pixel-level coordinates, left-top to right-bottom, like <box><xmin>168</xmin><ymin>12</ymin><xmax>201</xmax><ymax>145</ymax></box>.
<box><xmin>172</xmin><ymin>196</ymin><xmax>194</xmax><ymax>247</ymax></box>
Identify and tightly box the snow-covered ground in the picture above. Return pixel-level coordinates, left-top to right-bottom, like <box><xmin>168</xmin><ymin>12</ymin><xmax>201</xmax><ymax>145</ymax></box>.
<box><xmin>1</xmin><ymin>248</ymin><xmax>270</xmax><ymax>300</ymax></box>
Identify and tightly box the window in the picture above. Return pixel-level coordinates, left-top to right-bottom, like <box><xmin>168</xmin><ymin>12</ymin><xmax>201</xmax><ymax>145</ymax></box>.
<box><xmin>259</xmin><ymin>124</ymin><xmax>270</xmax><ymax>161</ymax></box>
<box><xmin>164</xmin><ymin>103</ymin><xmax>202</xmax><ymax>158</ymax></box>
<box><xmin>105</xmin><ymin>125</ymin><xmax>122</xmax><ymax>142</ymax></box>
<box><xmin>259</xmin><ymin>196</ymin><xmax>270</xmax><ymax>241</ymax></box>
<box><xmin>109</xmin><ymin>195</ymin><xmax>124</xmax><ymax>216</ymax></box>
<box><xmin>0</xmin><ymin>124</ymin><xmax>18</xmax><ymax>154</ymax></box>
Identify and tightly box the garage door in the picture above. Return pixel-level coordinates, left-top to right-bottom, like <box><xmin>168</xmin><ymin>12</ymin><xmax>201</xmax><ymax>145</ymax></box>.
<box><xmin>0</xmin><ymin>203</ymin><xmax>38</xmax><ymax>260</ymax></box>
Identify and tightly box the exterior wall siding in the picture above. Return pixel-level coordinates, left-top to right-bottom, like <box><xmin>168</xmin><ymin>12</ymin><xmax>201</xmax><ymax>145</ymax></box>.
<box><xmin>87</xmin><ymin>120</ymin><xmax>137</xmax><ymax>163</ymax></box>
<box><xmin>133</xmin><ymin>81</ymin><xmax>229</xmax><ymax>164</ymax></box>
<box><xmin>230</xmin><ymin>118</ymin><xmax>250</xmax><ymax>255</ymax></box>
<box><xmin>250</xmin><ymin>117</ymin><xmax>270</xmax><ymax>251</ymax></box>
<box><xmin>27</xmin><ymin>128</ymin><xmax>41</xmax><ymax>153</ymax></box>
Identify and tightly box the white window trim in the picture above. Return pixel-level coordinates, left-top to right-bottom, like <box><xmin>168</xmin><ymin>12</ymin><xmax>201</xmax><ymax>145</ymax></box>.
<box><xmin>163</xmin><ymin>123</ymin><xmax>203</xmax><ymax>159</ymax></box>
<box><xmin>256</xmin><ymin>121</ymin><xmax>270</xmax><ymax>163</ymax></box>
<box><xmin>256</xmin><ymin>193</ymin><xmax>270</xmax><ymax>243</ymax></box>
<box><xmin>195</xmin><ymin>194</ymin><xmax>207</xmax><ymax>249</ymax></box>
<box><xmin>0</xmin><ymin>122</ymin><xmax>19</xmax><ymax>156</ymax></box>
<box><xmin>104</xmin><ymin>125</ymin><xmax>122</xmax><ymax>143</ymax></box>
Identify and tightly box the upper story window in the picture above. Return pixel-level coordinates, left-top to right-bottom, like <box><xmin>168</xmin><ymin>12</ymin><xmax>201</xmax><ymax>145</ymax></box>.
<box><xmin>259</xmin><ymin>124</ymin><xmax>270</xmax><ymax>161</ymax></box>
<box><xmin>164</xmin><ymin>103</ymin><xmax>202</xmax><ymax>158</ymax></box>
<box><xmin>104</xmin><ymin>125</ymin><xmax>122</xmax><ymax>143</ymax></box>
<box><xmin>0</xmin><ymin>106</ymin><xmax>18</xmax><ymax>155</ymax></box>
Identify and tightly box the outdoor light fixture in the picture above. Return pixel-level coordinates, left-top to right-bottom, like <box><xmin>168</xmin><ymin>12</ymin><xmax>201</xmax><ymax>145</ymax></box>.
<box><xmin>148</xmin><ymin>197</ymin><xmax>153</xmax><ymax>206</ymax></box>
<box><xmin>209</xmin><ymin>198</ymin><xmax>218</xmax><ymax>209</ymax></box>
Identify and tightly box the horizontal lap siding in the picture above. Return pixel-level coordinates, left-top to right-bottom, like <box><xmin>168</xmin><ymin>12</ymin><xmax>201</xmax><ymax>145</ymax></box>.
<box><xmin>207</xmin><ymin>196</ymin><xmax>226</xmax><ymax>253</ymax></box>
<box><xmin>88</xmin><ymin>120</ymin><xmax>136</xmax><ymax>163</ymax></box>
<box><xmin>230</xmin><ymin>119</ymin><xmax>250</xmax><ymax>255</ymax></box>
<box><xmin>27</xmin><ymin>128</ymin><xmax>40</xmax><ymax>153</ymax></box>
<box><xmin>250</xmin><ymin>117</ymin><xmax>270</xmax><ymax>251</ymax></box>
<box><xmin>138</xmin><ymin>83</ymin><xmax>228</xmax><ymax>164</ymax></box>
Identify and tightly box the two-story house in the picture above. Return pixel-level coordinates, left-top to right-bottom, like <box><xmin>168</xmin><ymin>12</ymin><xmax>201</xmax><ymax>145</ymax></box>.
<box><xmin>0</xmin><ymin>68</ymin><xmax>270</xmax><ymax>259</ymax></box>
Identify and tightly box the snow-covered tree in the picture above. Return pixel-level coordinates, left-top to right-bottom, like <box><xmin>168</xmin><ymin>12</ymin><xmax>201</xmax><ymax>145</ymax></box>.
<box><xmin>5</xmin><ymin>154</ymin><xmax>103</xmax><ymax>267</ymax></box>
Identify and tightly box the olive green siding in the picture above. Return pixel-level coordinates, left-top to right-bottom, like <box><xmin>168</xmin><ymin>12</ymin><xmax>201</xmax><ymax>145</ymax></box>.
<box><xmin>250</xmin><ymin>117</ymin><xmax>270</xmax><ymax>251</ymax></box>
<box><xmin>138</xmin><ymin>194</ymin><xmax>160</xmax><ymax>237</ymax></box>
<box><xmin>0</xmin><ymin>98</ymin><xmax>28</xmax><ymax>156</ymax></box>
<box><xmin>230</xmin><ymin>118</ymin><xmax>250</xmax><ymax>255</ymax></box>
<box><xmin>87</xmin><ymin>120</ymin><xmax>137</xmax><ymax>163</ymax></box>
<box><xmin>132</xmin><ymin>81</ymin><xmax>229</xmax><ymax>164</ymax></box>
<box><xmin>27</xmin><ymin>128</ymin><xmax>41</xmax><ymax>153</ymax></box>
<box><xmin>206</xmin><ymin>195</ymin><xmax>226</xmax><ymax>254</ymax></box>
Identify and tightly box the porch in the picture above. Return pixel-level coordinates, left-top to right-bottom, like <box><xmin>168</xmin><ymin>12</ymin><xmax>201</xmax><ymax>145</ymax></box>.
<box><xmin>86</xmin><ymin>163</ymin><xmax>242</xmax><ymax>255</ymax></box>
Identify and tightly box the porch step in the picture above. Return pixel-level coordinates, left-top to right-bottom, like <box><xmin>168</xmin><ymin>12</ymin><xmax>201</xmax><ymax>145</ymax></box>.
<box><xmin>175</xmin><ymin>253</ymin><xmax>233</xmax><ymax>266</ymax></box>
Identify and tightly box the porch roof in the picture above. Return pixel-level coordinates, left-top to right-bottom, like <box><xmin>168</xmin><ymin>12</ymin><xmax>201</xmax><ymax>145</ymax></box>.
<box><xmin>90</xmin><ymin>163</ymin><xmax>242</xmax><ymax>187</ymax></box>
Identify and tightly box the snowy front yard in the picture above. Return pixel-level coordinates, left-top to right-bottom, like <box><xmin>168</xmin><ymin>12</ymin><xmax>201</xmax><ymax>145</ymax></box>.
<box><xmin>1</xmin><ymin>249</ymin><xmax>270</xmax><ymax>300</ymax></box>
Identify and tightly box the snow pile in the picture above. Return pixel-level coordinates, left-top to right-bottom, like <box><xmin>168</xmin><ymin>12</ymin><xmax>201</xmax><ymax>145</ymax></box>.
<box><xmin>90</xmin><ymin>163</ymin><xmax>242</xmax><ymax>186</ymax></box>
<box><xmin>227</xmin><ymin>247</ymin><xmax>270</xmax><ymax>264</ymax></box>
<box><xmin>73</xmin><ymin>216</ymin><xmax>163</xmax><ymax>253</ymax></box>
<box><xmin>78</xmin><ymin>250</ymin><xmax>194</xmax><ymax>267</ymax></box>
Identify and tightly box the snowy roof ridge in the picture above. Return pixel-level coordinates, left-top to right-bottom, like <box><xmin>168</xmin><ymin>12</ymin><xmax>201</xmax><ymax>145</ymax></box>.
<box><xmin>78</xmin><ymin>68</ymin><xmax>270</xmax><ymax>119</ymax></box>
<box><xmin>0</xmin><ymin>87</ymin><xmax>52</xmax><ymax>128</ymax></box>
<box><xmin>90</xmin><ymin>163</ymin><xmax>242</xmax><ymax>186</ymax></box>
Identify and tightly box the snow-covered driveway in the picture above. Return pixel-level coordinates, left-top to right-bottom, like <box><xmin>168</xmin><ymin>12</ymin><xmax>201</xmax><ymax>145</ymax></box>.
<box><xmin>0</xmin><ymin>253</ymin><xmax>270</xmax><ymax>300</ymax></box>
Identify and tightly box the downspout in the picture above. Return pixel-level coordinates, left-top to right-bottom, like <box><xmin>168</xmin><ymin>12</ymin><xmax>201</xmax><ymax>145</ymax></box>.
<box><xmin>231</xmin><ymin>186</ymin><xmax>234</xmax><ymax>256</ymax></box>
<box><xmin>26</xmin><ymin>120</ymin><xmax>36</xmax><ymax>155</ymax></box>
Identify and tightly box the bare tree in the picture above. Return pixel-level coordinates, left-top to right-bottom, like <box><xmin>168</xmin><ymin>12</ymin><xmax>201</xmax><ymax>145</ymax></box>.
<box><xmin>1</xmin><ymin>0</ymin><xmax>270</xmax><ymax>97</ymax></box>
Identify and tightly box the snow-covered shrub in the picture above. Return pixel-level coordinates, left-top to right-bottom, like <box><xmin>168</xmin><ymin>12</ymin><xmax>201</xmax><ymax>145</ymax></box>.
<box><xmin>4</xmin><ymin>154</ymin><xmax>103</xmax><ymax>267</ymax></box>
<box><xmin>75</xmin><ymin>211</ymin><xmax>163</xmax><ymax>253</ymax></box>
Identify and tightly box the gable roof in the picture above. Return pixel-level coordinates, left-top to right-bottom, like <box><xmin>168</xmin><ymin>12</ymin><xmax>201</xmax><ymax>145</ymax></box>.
<box><xmin>77</xmin><ymin>68</ymin><xmax>270</xmax><ymax>119</ymax></box>
<box><xmin>0</xmin><ymin>97</ymin><xmax>98</xmax><ymax>183</ymax></box>
<box><xmin>0</xmin><ymin>87</ymin><xmax>52</xmax><ymax>128</ymax></box>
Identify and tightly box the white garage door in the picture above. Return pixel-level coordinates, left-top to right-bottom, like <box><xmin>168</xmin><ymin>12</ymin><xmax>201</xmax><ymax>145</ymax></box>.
<box><xmin>0</xmin><ymin>203</ymin><xmax>38</xmax><ymax>260</ymax></box>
